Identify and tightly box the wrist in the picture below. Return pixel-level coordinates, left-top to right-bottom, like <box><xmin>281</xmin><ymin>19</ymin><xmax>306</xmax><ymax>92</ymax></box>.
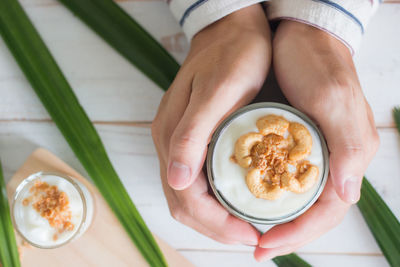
<box><xmin>275</xmin><ymin>20</ymin><xmax>351</xmax><ymax>58</ymax></box>
<box><xmin>191</xmin><ymin>4</ymin><xmax>269</xmax><ymax>53</ymax></box>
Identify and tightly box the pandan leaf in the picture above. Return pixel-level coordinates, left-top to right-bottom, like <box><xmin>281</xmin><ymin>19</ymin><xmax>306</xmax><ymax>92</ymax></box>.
<box><xmin>0</xmin><ymin>161</ymin><xmax>21</xmax><ymax>267</ymax></box>
<box><xmin>273</xmin><ymin>253</ymin><xmax>311</xmax><ymax>267</ymax></box>
<box><xmin>57</xmin><ymin>0</ymin><xmax>179</xmax><ymax>91</ymax></box>
<box><xmin>0</xmin><ymin>1</ymin><xmax>166</xmax><ymax>266</ymax></box>
<box><xmin>393</xmin><ymin>107</ymin><xmax>400</xmax><ymax>133</ymax></box>
<box><xmin>358</xmin><ymin>178</ymin><xmax>400</xmax><ymax>267</ymax></box>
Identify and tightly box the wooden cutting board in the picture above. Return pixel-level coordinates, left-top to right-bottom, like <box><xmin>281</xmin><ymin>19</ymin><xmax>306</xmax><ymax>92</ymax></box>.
<box><xmin>6</xmin><ymin>148</ymin><xmax>194</xmax><ymax>267</ymax></box>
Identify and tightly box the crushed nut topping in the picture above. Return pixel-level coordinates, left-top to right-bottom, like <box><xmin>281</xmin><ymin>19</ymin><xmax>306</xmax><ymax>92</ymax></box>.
<box><xmin>251</xmin><ymin>134</ymin><xmax>290</xmax><ymax>186</ymax></box>
<box><xmin>23</xmin><ymin>180</ymin><xmax>74</xmax><ymax>241</ymax></box>
<box><xmin>233</xmin><ymin>115</ymin><xmax>319</xmax><ymax>199</ymax></box>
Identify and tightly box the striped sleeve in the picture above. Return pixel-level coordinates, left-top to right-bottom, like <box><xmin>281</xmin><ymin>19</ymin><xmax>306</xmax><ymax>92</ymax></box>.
<box><xmin>168</xmin><ymin>0</ymin><xmax>266</xmax><ymax>41</ymax></box>
<box><xmin>266</xmin><ymin>0</ymin><xmax>380</xmax><ymax>54</ymax></box>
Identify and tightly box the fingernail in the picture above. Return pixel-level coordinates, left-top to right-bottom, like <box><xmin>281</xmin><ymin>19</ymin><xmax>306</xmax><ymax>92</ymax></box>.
<box><xmin>343</xmin><ymin>176</ymin><xmax>361</xmax><ymax>204</ymax></box>
<box><xmin>243</xmin><ymin>238</ymin><xmax>259</xmax><ymax>246</ymax></box>
<box><xmin>168</xmin><ymin>161</ymin><xmax>190</xmax><ymax>189</ymax></box>
<box><xmin>255</xmin><ymin>255</ymin><xmax>268</xmax><ymax>262</ymax></box>
<box><xmin>259</xmin><ymin>242</ymin><xmax>277</xmax><ymax>249</ymax></box>
<box><xmin>254</xmin><ymin>247</ymin><xmax>273</xmax><ymax>262</ymax></box>
<box><xmin>259</xmin><ymin>237</ymin><xmax>279</xmax><ymax>248</ymax></box>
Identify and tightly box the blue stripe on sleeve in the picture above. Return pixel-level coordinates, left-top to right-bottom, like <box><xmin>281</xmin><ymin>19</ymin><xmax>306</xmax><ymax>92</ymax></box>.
<box><xmin>179</xmin><ymin>0</ymin><xmax>209</xmax><ymax>26</ymax></box>
<box><xmin>312</xmin><ymin>0</ymin><xmax>364</xmax><ymax>33</ymax></box>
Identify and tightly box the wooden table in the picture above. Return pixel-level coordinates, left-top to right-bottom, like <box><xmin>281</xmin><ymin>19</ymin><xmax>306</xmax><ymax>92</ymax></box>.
<box><xmin>0</xmin><ymin>1</ymin><xmax>399</xmax><ymax>266</ymax></box>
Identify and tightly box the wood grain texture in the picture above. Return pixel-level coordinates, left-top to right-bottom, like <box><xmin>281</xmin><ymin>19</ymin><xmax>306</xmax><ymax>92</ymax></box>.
<box><xmin>6</xmin><ymin>148</ymin><xmax>194</xmax><ymax>267</ymax></box>
<box><xmin>180</xmin><ymin>251</ymin><xmax>389</xmax><ymax>267</ymax></box>
<box><xmin>16</xmin><ymin>0</ymin><xmax>400</xmax><ymax>6</ymax></box>
<box><xmin>354</xmin><ymin>5</ymin><xmax>400</xmax><ymax>129</ymax></box>
<box><xmin>0</xmin><ymin>0</ymin><xmax>399</xmax><ymax>266</ymax></box>
<box><xmin>0</xmin><ymin>3</ymin><xmax>398</xmax><ymax>126</ymax></box>
<box><xmin>0</xmin><ymin>122</ymin><xmax>398</xmax><ymax>255</ymax></box>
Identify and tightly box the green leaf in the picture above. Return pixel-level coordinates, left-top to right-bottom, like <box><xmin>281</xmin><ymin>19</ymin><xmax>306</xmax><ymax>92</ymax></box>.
<box><xmin>0</xmin><ymin>1</ymin><xmax>166</xmax><ymax>266</ymax></box>
<box><xmin>0</xmin><ymin>161</ymin><xmax>21</xmax><ymax>267</ymax></box>
<box><xmin>52</xmin><ymin>1</ymin><xmax>315</xmax><ymax>266</ymax></box>
<box><xmin>0</xmin><ymin>0</ymin><xmax>314</xmax><ymax>265</ymax></box>
<box><xmin>357</xmin><ymin>178</ymin><xmax>400</xmax><ymax>267</ymax></box>
<box><xmin>57</xmin><ymin>0</ymin><xmax>179</xmax><ymax>91</ymax></box>
<box><xmin>273</xmin><ymin>253</ymin><xmax>311</xmax><ymax>267</ymax></box>
<box><xmin>393</xmin><ymin>107</ymin><xmax>400</xmax><ymax>134</ymax></box>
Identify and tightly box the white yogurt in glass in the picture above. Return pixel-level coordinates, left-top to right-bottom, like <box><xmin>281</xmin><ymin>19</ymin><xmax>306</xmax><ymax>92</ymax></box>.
<box><xmin>12</xmin><ymin>172</ymin><xmax>94</xmax><ymax>248</ymax></box>
<box><xmin>207</xmin><ymin>103</ymin><xmax>329</xmax><ymax>225</ymax></box>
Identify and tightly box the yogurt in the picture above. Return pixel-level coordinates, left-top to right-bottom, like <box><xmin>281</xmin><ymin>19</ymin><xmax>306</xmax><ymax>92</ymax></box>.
<box><xmin>207</xmin><ymin>103</ymin><xmax>329</xmax><ymax>224</ymax></box>
<box><xmin>12</xmin><ymin>172</ymin><xmax>94</xmax><ymax>248</ymax></box>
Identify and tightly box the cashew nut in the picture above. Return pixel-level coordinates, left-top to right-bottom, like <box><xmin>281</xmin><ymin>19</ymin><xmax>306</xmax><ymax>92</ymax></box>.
<box><xmin>281</xmin><ymin>133</ymin><xmax>295</xmax><ymax>151</ymax></box>
<box><xmin>288</xmin><ymin>122</ymin><xmax>312</xmax><ymax>161</ymax></box>
<box><xmin>256</xmin><ymin>115</ymin><xmax>289</xmax><ymax>136</ymax></box>
<box><xmin>281</xmin><ymin>165</ymin><xmax>319</xmax><ymax>194</ymax></box>
<box><xmin>231</xmin><ymin>115</ymin><xmax>319</xmax><ymax>200</ymax></box>
<box><xmin>234</xmin><ymin>132</ymin><xmax>263</xmax><ymax>168</ymax></box>
<box><xmin>246</xmin><ymin>168</ymin><xmax>284</xmax><ymax>200</ymax></box>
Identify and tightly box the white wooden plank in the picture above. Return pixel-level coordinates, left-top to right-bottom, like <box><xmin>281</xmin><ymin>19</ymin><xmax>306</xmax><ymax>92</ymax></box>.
<box><xmin>180</xmin><ymin>251</ymin><xmax>389</xmax><ymax>267</ymax></box>
<box><xmin>1</xmin><ymin>1</ymin><xmax>398</xmax><ymax>265</ymax></box>
<box><xmin>17</xmin><ymin>0</ymin><xmax>400</xmax><ymax>6</ymax></box>
<box><xmin>180</xmin><ymin>250</ymin><xmax>275</xmax><ymax>267</ymax></box>
<box><xmin>0</xmin><ymin>122</ymin><xmax>398</xmax><ymax>254</ymax></box>
<box><xmin>0</xmin><ymin>1</ymin><xmax>187</xmax><ymax>121</ymax></box>
<box><xmin>355</xmin><ymin>4</ymin><xmax>400</xmax><ymax>128</ymax></box>
<box><xmin>365</xmin><ymin>128</ymin><xmax>400</xmax><ymax>218</ymax></box>
<box><xmin>18</xmin><ymin>0</ymin><xmax>164</xmax><ymax>6</ymax></box>
<box><xmin>0</xmin><ymin>3</ymin><xmax>398</xmax><ymax>126</ymax></box>
<box><xmin>300</xmin><ymin>254</ymin><xmax>389</xmax><ymax>267</ymax></box>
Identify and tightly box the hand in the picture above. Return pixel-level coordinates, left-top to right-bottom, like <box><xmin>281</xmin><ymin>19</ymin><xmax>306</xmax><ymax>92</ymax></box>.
<box><xmin>152</xmin><ymin>5</ymin><xmax>271</xmax><ymax>245</ymax></box>
<box><xmin>255</xmin><ymin>21</ymin><xmax>380</xmax><ymax>260</ymax></box>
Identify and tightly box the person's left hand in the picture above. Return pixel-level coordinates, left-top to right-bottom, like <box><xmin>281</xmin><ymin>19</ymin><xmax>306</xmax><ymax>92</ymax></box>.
<box><xmin>254</xmin><ymin>20</ymin><xmax>380</xmax><ymax>261</ymax></box>
<box><xmin>152</xmin><ymin>5</ymin><xmax>272</xmax><ymax>246</ymax></box>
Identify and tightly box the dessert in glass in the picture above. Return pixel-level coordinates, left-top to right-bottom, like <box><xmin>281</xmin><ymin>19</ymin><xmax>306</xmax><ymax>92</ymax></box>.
<box><xmin>207</xmin><ymin>103</ymin><xmax>329</xmax><ymax>228</ymax></box>
<box><xmin>12</xmin><ymin>172</ymin><xmax>94</xmax><ymax>248</ymax></box>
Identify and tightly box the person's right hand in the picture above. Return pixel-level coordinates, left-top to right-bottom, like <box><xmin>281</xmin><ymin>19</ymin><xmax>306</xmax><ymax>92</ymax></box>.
<box><xmin>254</xmin><ymin>20</ymin><xmax>380</xmax><ymax>261</ymax></box>
<box><xmin>151</xmin><ymin>5</ymin><xmax>271</xmax><ymax>245</ymax></box>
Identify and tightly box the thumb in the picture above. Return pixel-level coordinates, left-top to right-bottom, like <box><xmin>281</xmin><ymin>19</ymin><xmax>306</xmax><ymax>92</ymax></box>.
<box><xmin>322</xmin><ymin>120</ymin><xmax>366</xmax><ymax>204</ymax></box>
<box><xmin>330</xmin><ymin>146</ymin><xmax>364</xmax><ymax>204</ymax></box>
<box><xmin>167</xmin><ymin>99</ymin><xmax>227</xmax><ymax>190</ymax></box>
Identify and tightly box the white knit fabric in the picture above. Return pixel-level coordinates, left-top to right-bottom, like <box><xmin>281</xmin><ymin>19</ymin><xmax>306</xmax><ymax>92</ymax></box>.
<box><xmin>267</xmin><ymin>0</ymin><xmax>379</xmax><ymax>53</ymax></box>
<box><xmin>168</xmin><ymin>0</ymin><xmax>379</xmax><ymax>53</ymax></box>
<box><xmin>169</xmin><ymin>0</ymin><xmax>266</xmax><ymax>41</ymax></box>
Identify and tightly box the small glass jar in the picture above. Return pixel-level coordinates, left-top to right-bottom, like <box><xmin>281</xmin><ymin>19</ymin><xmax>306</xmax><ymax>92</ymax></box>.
<box><xmin>206</xmin><ymin>103</ymin><xmax>329</xmax><ymax>231</ymax></box>
<box><xmin>11</xmin><ymin>172</ymin><xmax>94</xmax><ymax>249</ymax></box>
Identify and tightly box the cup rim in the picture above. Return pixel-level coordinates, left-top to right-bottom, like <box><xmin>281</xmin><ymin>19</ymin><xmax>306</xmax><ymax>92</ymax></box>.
<box><xmin>206</xmin><ymin>102</ymin><xmax>329</xmax><ymax>225</ymax></box>
<box><xmin>11</xmin><ymin>171</ymin><xmax>88</xmax><ymax>249</ymax></box>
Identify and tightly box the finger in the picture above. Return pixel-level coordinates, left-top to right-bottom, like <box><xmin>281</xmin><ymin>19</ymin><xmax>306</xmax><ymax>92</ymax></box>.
<box><xmin>152</xmin><ymin>70</ymin><xmax>193</xmax><ymax>162</ymax></box>
<box><xmin>259</xmin><ymin>179</ymin><xmax>350</xmax><ymax>249</ymax></box>
<box><xmin>166</xmin><ymin>81</ymin><xmax>257</xmax><ymax>190</ymax></box>
<box><xmin>160</xmin><ymin>157</ymin><xmax>260</xmax><ymax>245</ymax></box>
<box><xmin>254</xmin><ymin>245</ymin><xmax>300</xmax><ymax>262</ymax></box>
<box><xmin>182</xmin><ymin>217</ymin><xmax>242</xmax><ymax>245</ymax></box>
<box><xmin>318</xmin><ymin>105</ymin><xmax>369</xmax><ymax>204</ymax></box>
<box><xmin>329</xmin><ymin>146</ymin><xmax>364</xmax><ymax>204</ymax></box>
<box><xmin>254</xmin><ymin>246</ymin><xmax>272</xmax><ymax>262</ymax></box>
<box><xmin>158</xmin><ymin>160</ymin><xmax>235</xmax><ymax>243</ymax></box>
<box><xmin>174</xmin><ymin>172</ymin><xmax>261</xmax><ymax>245</ymax></box>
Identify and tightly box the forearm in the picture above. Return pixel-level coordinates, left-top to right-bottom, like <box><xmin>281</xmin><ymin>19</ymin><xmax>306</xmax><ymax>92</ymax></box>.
<box><xmin>266</xmin><ymin>0</ymin><xmax>380</xmax><ymax>54</ymax></box>
<box><xmin>190</xmin><ymin>3</ymin><xmax>270</xmax><ymax>54</ymax></box>
<box><xmin>166</xmin><ymin>0</ymin><xmax>380</xmax><ymax>54</ymax></box>
<box><xmin>167</xmin><ymin>0</ymin><xmax>266</xmax><ymax>41</ymax></box>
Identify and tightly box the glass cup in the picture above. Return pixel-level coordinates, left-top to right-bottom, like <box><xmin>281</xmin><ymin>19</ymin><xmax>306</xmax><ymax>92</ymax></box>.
<box><xmin>11</xmin><ymin>172</ymin><xmax>94</xmax><ymax>249</ymax></box>
<box><xmin>206</xmin><ymin>103</ymin><xmax>329</xmax><ymax>231</ymax></box>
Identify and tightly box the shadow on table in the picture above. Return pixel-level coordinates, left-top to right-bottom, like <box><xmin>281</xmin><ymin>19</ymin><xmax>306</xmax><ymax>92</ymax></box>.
<box><xmin>0</xmin><ymin>136</ymin><xmax>86</xmax><ymax>183</ymax></box>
